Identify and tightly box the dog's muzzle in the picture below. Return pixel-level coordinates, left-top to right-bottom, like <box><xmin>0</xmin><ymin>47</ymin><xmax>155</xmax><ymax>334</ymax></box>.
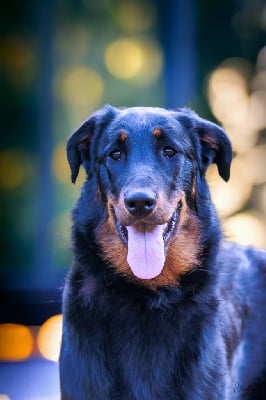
<box><xmin>113</xmin><ymin>193</ymin><xmax>181</xmax><ymax>280</ymax></box>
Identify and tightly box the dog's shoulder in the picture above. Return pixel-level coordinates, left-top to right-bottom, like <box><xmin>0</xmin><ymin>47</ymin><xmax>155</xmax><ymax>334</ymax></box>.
<box><xmin>217</xmin><ymin>241</ymin><xmax>265</xmax><ymax>292</ymax></box>
<box><xmin>216</xmin><ymin>241</ymin><xmax>266</xmax><ymax>334</ymax></box>
<box><xmin>219</xmin><ymin>241</ymin><xmax>265</xmax><ymax>274</ymax></box>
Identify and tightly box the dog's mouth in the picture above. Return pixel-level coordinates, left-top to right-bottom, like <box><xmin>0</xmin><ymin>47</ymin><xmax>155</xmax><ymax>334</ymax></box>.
<box><xmin>114</xmin><ymin>205</ymin><xmax>180</xmax><ymax>280</ymax></box>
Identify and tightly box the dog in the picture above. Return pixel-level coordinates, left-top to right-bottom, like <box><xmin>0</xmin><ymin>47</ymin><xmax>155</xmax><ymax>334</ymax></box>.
<box><xmin>59</xmin><ymin>105</ymin><xmax>266</xmax><ymax>400</ymax></box>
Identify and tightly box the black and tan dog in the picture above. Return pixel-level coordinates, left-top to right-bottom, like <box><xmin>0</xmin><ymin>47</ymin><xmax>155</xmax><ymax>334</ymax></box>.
<box><xmin>60</xmin><ymin>105</ymin><xmax>266</xmax><ymax>400</ymax></box>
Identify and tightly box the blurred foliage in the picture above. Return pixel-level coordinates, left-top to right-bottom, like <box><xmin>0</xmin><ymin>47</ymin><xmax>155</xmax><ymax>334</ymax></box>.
<box><xmin>0</xmin><ymin>0</ymin><xmax>265</xmax><ymax>290</ymax></box>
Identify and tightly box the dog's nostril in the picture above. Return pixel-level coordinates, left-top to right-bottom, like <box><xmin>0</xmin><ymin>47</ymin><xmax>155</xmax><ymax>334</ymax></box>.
<box><xmin>145</xmin><ymin>200</ymin><xmax>154</xmax><ymax>208</ymax></box>
<box><xmin>127</xmin><ymin>201</ymin><xmax>135</xmax><ymax>209</ymax></box>
<box><xmin>124</xmin><ymin>191</ymin><xmax>157</xmax><ymax>217</ymax></box>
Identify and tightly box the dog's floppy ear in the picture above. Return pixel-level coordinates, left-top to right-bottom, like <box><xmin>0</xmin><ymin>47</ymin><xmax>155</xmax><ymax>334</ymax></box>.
<box><xmin>67</xmin><ymin>105</ymin><xmax>117</xmax><ymax>183</ymax></box>
<box><xmin>176</xmin><ymin>108</ymin><xmax>232</xmax><ymax>181</ymax></box>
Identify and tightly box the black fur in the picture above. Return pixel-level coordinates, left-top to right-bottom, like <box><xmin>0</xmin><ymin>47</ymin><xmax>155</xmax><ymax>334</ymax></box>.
<box><xmin>60</xmin><ymin>106</ymin><xmax>266</xmax><ymax>400</ymax></box>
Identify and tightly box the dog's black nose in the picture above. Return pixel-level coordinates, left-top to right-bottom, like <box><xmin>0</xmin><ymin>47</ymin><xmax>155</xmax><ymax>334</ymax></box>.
<box><xmin>124</xmin><ymin>191</ymin><xmax>157</xmax><ymax>217</ymax></box>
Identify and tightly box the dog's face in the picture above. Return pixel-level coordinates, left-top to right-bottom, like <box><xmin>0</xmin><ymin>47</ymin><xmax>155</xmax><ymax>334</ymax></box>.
<box><xmin>67</xmin><ymin>106</ymin><xmax>232</xmax><ymax>288</ymax></box>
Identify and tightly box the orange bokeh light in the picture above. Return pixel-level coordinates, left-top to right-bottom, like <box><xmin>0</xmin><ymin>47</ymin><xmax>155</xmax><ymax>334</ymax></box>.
<box><xmin>0</xmin><ymin>323</ymin><xmax>33</xmax><ymax>361</ymax></box>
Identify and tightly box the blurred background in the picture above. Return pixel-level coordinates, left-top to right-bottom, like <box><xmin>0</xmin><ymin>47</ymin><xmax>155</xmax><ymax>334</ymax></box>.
<box><xmin>0</xmin><ymin>0</ymin><xmax>265</xmax><ymax>398</ymax></box>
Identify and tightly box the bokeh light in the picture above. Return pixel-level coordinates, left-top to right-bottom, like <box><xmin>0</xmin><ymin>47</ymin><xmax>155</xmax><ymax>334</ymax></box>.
<box><xmin>52</xmin><ymin>143</ymin><xmax>72</xmax><ymax>186</ymax></box>
<box><xmin>237</xmin><ymin>145</ymin><xmax>266</xmax><ymax>185</ymax></box>
<box><xmin>0</xmin><ymin>324</ymin><xmax>33</xmax><ymax>361</ymax></box>
<box><xmin>0</xmin><ymin>150</ymin><xmax>32</xmax><ymax>190</ymax></box>
<box><xmin>0</xmin><ymin>36</ymin><xmax>35</xmax><ymax>85</ymax></box>
<box><xmin>37</xmin><ymin>314</ymin><xmax>62</xmax><ymax>362</ymax></box>
<box><xmin>105</xmin><ymin>39</ymin><xmax>143</xmax><ymax>79</ymax></box>
<box><xmin>224</xmin><ymin>212</ymin><xmax>266</xmax><ymax>247</ymax></box>
<box><xmin>207</xmin><ymin>62</ymin><xmax>250</xmax><ymax>126</ymax></box>
<box><xmin>104</xmin><ymin>38</ymin><xmax>162</xmax><ymax>84</ymax></box>
<box><xmin>52</xmin><ymin>143</ymin><xmax>86</xmax><ymax>187</ymax></box>
<box><xmin>117</xmin><ymin>0</ymin><xmax>155</xmax><ymax>32</ymax></box>
<box><xmin>55</xmin><ymin>66</ymin><xmax>104</xmax><ymax>113</ymax></box>
<box><xmin>133</xmin><ymin>40</ymin><xmax>163</xmax><ymax>86</ymax></box>
<box><xmin>207</xmin><ymin>56</ymin><xmax>266</xmax><ymax>153</ymax></box>
<box><xmin>206</xmin><ymin>48</ymin><xmax>266</xmax><ymax>247</ymax></box>
<box><xmin>207</xmin><ymin>158</ymin><xmax>253</xmax><ymax>218</ymax></box>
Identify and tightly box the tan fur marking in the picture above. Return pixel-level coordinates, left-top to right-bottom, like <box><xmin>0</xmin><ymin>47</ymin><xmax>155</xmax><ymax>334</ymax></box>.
<box><xmin>191</xmin><ymin>175</ymin><xmax>197</xmax><ymax>201</ymax></box>
<box><xmin>97</xmin><ymin>186</ymin><xmax>102</xmax><ymax>202</ymax></box>
<box><xmin>153</xmin><ymin>128</ymin><xmax>162</xmax><ymax>137</ymax></box>
<box><xmin>96</xmin><ymin>192</ymin><xmax>201</xmax><ymax>289</ymax></box>
<box><xmin>120</xmin><ymin>131</ymin><xmax>128</xmax><ymax>141</ymax></box>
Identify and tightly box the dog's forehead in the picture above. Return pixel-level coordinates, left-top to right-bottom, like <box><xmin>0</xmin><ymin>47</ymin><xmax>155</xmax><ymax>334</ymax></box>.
<box><xmin>110</xmin><ymin>107</ymin><xmax>179</xmax><ymax>133</ymax></box>
<box><xmin>119</xmin><ymin>106</ymin><xmax>171</xmax><ymax>119</ymax></box>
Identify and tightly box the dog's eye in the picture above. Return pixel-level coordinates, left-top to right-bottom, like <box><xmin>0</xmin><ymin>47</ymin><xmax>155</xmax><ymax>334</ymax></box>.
<box><xmin>163</xmin><ymin>146</ymin><xmax>176</xmax><ymax>158</ymax></box>
<box><xmin>109</xmin><ymin>149</ymin><xmax>121</xmax><ymax>161</ymax></box>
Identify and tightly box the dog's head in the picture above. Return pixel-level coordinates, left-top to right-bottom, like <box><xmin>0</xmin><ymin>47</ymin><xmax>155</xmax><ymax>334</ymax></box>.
<box><xmin>67</xmin><ymin>105</ymin><xmax>232</xmax><ymax>288</ymax></box>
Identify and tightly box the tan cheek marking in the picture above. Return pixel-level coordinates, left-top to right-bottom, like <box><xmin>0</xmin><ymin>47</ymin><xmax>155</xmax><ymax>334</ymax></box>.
<box><xmin>95</xmin><ymin>210</ymin><xmax>129</xmax><ymax>278</ymax></box>
<box><xmin>160</xmin><ymin>208</ymin><xmax>201</xmax><ymax>287</ymax></box>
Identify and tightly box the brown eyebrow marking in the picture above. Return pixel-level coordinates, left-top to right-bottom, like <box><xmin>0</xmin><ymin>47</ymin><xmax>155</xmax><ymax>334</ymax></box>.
<box><xmin>120</xmin><ymin>131</ymin><xmax>128</xmax><ymax>141</ymax></box>
<box><xmin>153</xmin><ymin>128</ymin><xmax>162</xmax><ymax>137</ymax></box>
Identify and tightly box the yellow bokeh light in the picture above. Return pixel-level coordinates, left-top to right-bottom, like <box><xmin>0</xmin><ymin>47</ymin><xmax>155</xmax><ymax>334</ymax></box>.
<box><xmin>52</xmin><ymin>143</ymin><xmax>86</xmax><ymax>187</ymax></box>
<box><xmin>236</xmin><ymin>145</ymin><xmax>266</xmax><ymax>185</ymax></box>
<box><xmin>117</xmin><ymin>1</ymin><xmax>155</xmax><ymax>32</ymax></box>
<box><xmin>206</xmin><ymin>51</ymin><xmax>265</xmax><ymax>248</ymax></box>
<box><xmin>37</xmin><ymin>314</ymin><xmax>62</xmax><ymax>362</ymax></box>
<box><xmin>0</xmin><ymin>395</ymin><xmax>10</xmax><ymax>400</ymax></box>
<box><xmin>0</xmin><ymin>150</ymin><xmax>32</xmax><ymax>190</ymax></box>
<box><xmin>52</xmin><ymin>144</ymin><xmax>71</xmax><ymax>185</ymax></box>
<box><xmin>0</xmin><ymin>324</ymin><xmax>33</xmax><ymax>361</ymax></box>
<box><xmin>249</xmin><ymin>90</ymin><xmax>266</xmax><ymax>131</ymax></box>
<box><xmin>105</xmin><ymin>39</ymin><xmax>142</xmax><ymax>79</ymax></box>
<box><xmin>223</xmin><ymin>213</ymin><xmax>266</xmax><ymax>248</ymax></box>
<box><xmin>105</xmin><ymin>38</ymin><xmax>162</xmax><ymax>84</ymax></box>
<box><xmin>55</xmin><ymin>66</ymin><xmax>104</xmax><ymax>111</ymax></box>
<box><xmin>133</xmin><ymin>40</ymin><xmax>163</xmax><ymax>86</ymax></box>
<box><xmin>207</xmin><ymin>64</ymin><xmax>249</xmax><ymax>126</ymax></box>
<box><xmin>207</xmin><ymin>157</ymin><xmax>253</xmax><ymax>218</ymax></box>
<box><xmin>207</xmin><ymin>56</ymin><xmax>265</xmax><ymax>153</ymax></box>
<box><xmin>223</xmin><ymin>89</ymin><xmax>265</xmax><ymax>152</ymax></box>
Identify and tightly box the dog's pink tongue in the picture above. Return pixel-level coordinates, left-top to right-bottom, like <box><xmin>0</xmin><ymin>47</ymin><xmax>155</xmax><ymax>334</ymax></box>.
<box><xmin>127</xmin><ymin>224</ymin><xmax>165</xmax><ymax>280</ymax></box>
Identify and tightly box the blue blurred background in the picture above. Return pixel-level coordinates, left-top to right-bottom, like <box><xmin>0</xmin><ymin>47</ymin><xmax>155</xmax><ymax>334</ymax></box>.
<box><xmin>0</xmin><ymin>0</ymin><xmax>265</xmax><ymax>398</ymax></box>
